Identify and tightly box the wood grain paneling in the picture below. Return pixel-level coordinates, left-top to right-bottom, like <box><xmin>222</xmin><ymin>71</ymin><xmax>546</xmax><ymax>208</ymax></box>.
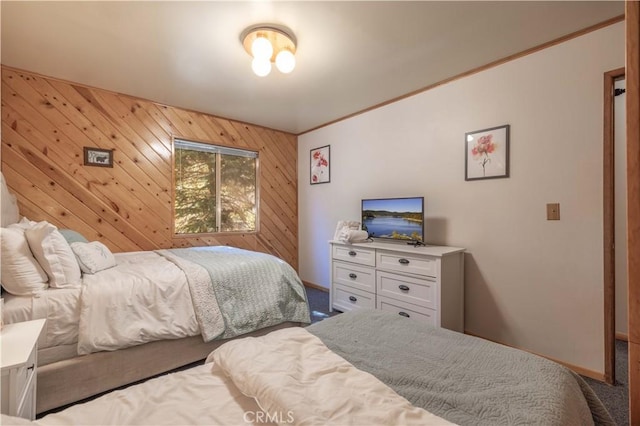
<box><xmin>627</xmin><ymin>0</ymin><xmax>640</xmax><ymax>421</ymax></box>
<box><xmin>1</xmin><ymin>66</ymin><xmax>299</xmax><ymax>269</ymax></box>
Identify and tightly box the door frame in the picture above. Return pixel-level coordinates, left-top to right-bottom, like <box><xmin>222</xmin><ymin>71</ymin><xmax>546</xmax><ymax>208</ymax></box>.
<box><xmin>603</xmin><ymin>66</ymin><xmax>625</xmax><ymax>385</ymax></box>
<box><xmin>625</xmin><ymin>0</ymin><xmax>640</xmax><ymax>420</ymax></box>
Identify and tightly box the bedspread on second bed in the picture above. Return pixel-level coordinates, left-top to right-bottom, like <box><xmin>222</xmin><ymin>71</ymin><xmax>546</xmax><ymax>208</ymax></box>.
<box><xmin>307</xmin><ymin>310</ymin><xmax>614</xmax><ymax>426</ymax></box>
<box><xmin>211</xmin><ymin>327</ymin><xmax>453</xmax><ymax>425</ymax></box>
<box><xmin>159</xmin><ymin>246</ymin><xmax>310</xmax><ymax>341</ymax></box>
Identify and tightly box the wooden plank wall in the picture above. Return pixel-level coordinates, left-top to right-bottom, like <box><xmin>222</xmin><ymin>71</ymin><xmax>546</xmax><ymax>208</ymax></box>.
<box><xmin>1</xmin><ymin>66</ymin><xmax>299</xmax><ymax>270</ymax></box>
<box><xmin>626</xmin><ymin>0</ymin><xmax>640</xmax><ymax>421</ymax></box>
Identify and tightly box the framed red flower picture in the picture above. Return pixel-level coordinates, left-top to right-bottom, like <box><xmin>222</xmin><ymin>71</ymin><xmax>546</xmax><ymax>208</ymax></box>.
<box><xmin>465</xmin><ymin>125</ymin><xmax>510</xmax><ymax>181</ymax></box>
<box><xmin>310</xmin><ymin>145</ymin><xmax>330</xmax><ymax>184</ymax></box>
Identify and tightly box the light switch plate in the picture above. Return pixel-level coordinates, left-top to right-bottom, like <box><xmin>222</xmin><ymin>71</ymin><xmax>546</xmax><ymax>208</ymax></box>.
<box><xmin>547</xmin><ymin>203</ymin><xmax>560</xmax><ymax>220</ymax></box>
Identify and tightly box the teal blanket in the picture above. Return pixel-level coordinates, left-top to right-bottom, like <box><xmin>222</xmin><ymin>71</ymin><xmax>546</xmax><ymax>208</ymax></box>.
<box><xmin>158</xmin><ymin>247</ymin><xmax>310</xmax><ymax>341</ymax></box>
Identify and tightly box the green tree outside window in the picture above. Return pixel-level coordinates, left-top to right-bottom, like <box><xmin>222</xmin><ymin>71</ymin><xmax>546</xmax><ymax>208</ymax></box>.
<box><xmin>174</xmin><ymin>139</ymin><xmax>257</xmax><ymax>234</ymax></box>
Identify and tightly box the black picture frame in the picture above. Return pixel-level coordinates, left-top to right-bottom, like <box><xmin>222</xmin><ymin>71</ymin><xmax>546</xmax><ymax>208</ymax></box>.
<box><xmin>465</xmin><ymin>124</ymin><xmax>510</xmax><ymax>181</ymax></box>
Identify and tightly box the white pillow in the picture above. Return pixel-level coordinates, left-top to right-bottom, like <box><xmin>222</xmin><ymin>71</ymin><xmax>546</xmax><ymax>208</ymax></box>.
<box><xmin>0</xmin><ymin>172</ymin><xmax>19</xmax><ymax>227</ymax></box>
<box><xmin>9</xmin><ymin>217</ymin><xmax>37</xmax><ymax>230</ymax></box>
<box><xmin>70</xmin><ymin>241</ymin><xmax>116</xmax><ymax>274</ymax></box>
<box><xmin>25</xmin><ymin>221</ymin><xmax>81</xmax><ymax>288</ymax></box>
<box><xmin>0</xmin><ymin>227</ymin><xmax>49</xmax><ymax>295</ymax></box>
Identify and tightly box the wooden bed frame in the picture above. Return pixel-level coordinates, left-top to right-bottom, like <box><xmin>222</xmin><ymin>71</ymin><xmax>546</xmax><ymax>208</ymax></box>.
<box><xmin>36</xmin><ymin>322</ymin><xmax>299</xmax><ymax>414</ymax></box>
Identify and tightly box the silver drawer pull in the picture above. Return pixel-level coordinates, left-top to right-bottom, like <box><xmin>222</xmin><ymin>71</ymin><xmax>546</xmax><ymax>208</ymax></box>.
<box><xmin>398</xmin><ymin>284</ymin><xmax>410</xmax><ymax>292</ymax></box>
<box><xmin>349</xmin><ymin>296</ymin><xmax>357</xmax><ymax>302</ymax></box>
<box><xmin>349</xmin><ymin>273</ymin><xmax>357</xmax><ymax>279</ymax></box>
<box><xmin>348</xmin><ymin>251</ymin><xmax>357</xmax><ymax>257</ymax></box>
<box><xmin>398</xmin><ymin>258</ymin><xmax>410</xmax><ymax>265</ymax></box>
<box><xmin>398</xmin><ymin>311</ymin><xmax>410</xmax><ymax>318</ymax></box>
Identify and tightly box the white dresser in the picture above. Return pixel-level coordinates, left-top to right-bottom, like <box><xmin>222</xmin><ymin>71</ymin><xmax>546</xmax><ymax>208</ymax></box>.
<box><xmin>1</xmin><ymin>319</ymin><xmax>46</xmax><ymax>420</ymax></box>
<box><xmin>330</xmin><ymin>240</ymin><xmax>465</xmax><ymax>332</ymax></box>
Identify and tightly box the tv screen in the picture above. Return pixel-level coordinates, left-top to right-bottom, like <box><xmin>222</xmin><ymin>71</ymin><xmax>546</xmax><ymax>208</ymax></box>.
<box><xmin>361</xmin><ymin>197</ymin><xmax>424</xmax><ymax>243</ymax></box>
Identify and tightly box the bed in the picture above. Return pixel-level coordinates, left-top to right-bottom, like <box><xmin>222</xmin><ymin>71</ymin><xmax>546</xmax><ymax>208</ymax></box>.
<box><xmin>1</xmin><ymin>175</ymin><xmax>310</xmax><ymax>413</ymax></box>
<box><xmin>2</xmin><ymin>247</ymin><xmax>310</xmax><ymax>413</ymax></box>
<box><xmin>1</xmin><ymin>310</ymin><xmax>614</xmax><ymax>426</ymax></box>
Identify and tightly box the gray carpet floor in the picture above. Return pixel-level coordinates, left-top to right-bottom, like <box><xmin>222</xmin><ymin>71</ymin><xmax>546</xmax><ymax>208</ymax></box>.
<box><xmin>582</xmin><ymin>340</ymin><xmax>629</xmax><ymax>426</ymax></box>
<box><xmin>304</xmin><ymin>286</ymin><xmax>630</xmax><ymax>425</ymax></box>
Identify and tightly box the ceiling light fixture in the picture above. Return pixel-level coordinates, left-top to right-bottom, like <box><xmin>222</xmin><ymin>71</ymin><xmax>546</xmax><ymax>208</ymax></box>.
<box><xmin>240</xmin><ymin>24</ymin><xmax>297</xmax><ymax>77</ymax></box>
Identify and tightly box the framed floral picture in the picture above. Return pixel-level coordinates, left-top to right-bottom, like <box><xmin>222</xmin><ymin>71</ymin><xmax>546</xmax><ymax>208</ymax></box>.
<box><xmin>310</xmin><ymin>145</ymin><xmax>330</xmax><ymax>184</ymax></box>
<box><xmin>465</xmin><ymin>125</ymin><xmax>510</xmax><ymax>181</ymax></box>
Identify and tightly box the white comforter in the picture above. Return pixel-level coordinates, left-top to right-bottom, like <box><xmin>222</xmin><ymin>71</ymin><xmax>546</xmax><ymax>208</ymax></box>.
<box><xmin>2</xmin><ymin>287</ymin><xmax>80</xmax><ymax>350</ymax></box>
<box><xmin>211</xmin><ymin>327</ymin><xmax>453</xmax><ymax>425</ymax></box>
<box><xmin>26</xmin><ymin>327</ymin><xmax>450</xmax><ymax>426</ymax></box>
<box><xmin>77</xmin><ymin>251</ymin><xmax>199</xmax><ymax>354</ymax></box>
<box><xmin>3</xmin><ymin>252</ymin><xmax>200</xmax><ymax>356</ymax></box>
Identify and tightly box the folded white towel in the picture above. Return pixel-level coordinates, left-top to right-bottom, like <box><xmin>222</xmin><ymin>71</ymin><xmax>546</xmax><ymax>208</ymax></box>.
<box><xmin>339</xmin><ymin>230</ymin><xmax>369</xmax><ymax>243</ymax></box>
<box><xmin>334</xmin><ymin>220</ymin><xmax>360</xmax><ymax>241</ymax></box>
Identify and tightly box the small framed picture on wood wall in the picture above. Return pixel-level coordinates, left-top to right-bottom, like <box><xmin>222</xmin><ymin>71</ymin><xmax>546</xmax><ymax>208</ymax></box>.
<box><xmin>84</xmin><ymin>147</ymin><xmax>114</xmax><ymax>168</ymax></box>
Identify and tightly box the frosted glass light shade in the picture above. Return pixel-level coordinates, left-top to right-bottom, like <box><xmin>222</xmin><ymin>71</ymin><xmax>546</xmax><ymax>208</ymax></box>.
<box><xmin>251</xmin><ymin>57</ymin><xmax>271</xmax><ymax>77</ymax></box>
<box><xmin>275</xmin><ymin>49</ymin><xmax>296</xmax><ymax>74</ymax></box>
<box><xmin>241</xmin><ymin>25</ymin><xmax>297</xmax><ymax>76</ymax></box>
<box><xmin>251</xmin><ymin>36</ymin><xmax>273</xmax><ymax>60</ymax></box>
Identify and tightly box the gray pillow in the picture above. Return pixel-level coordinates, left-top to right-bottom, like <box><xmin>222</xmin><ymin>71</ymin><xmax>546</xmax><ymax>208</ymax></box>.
<box><xmin>58</xmin><ymin>229</ymin><xmax>89</xmax><ymax>245</ymax></box>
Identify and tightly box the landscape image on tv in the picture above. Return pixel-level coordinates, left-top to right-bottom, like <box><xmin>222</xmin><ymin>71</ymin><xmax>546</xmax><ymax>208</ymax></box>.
<box><xmin>361</xmin><ymin>197</ymin><xmax>423</xmax><ymax>242</ymax></box>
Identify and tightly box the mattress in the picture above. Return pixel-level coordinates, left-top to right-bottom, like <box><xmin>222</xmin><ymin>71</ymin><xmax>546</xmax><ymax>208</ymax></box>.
<box><xmin>37</xmin><ymin>345</ymin><xmax>78</xmax><ymax>367</ymax></box>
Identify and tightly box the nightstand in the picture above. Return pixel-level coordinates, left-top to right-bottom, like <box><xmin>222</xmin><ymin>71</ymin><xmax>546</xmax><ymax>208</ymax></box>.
<box><xmin>1</xmin><ymin>319</ymin><xmax>46</xmax><ymax>420</ymax></box>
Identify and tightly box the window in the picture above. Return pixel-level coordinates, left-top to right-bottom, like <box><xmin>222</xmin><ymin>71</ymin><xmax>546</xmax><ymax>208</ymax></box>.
<box><xmin>174</xmin><ymin>139</ymin><xmax>258</xmax><ymax>234</ymax></box>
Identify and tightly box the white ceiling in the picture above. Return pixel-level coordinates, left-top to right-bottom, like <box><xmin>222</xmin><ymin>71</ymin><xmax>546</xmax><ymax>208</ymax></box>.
<box><xmin>1</xmin><ymin>1</ymin><xmax>624</xmax><ymax>135</ymax></box>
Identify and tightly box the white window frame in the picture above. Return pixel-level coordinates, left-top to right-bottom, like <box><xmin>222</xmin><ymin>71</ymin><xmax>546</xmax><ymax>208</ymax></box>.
<box><xmin>173</xmin><ymin>138</ymin><xmax>259</xmax><ymax>235</ymax></box>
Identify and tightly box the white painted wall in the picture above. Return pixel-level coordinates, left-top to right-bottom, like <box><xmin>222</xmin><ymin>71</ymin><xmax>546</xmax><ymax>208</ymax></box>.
<box><xmin>298</xmin><ymin>23</ymin><xmax>624</xmax><ymax>374</ymax></box>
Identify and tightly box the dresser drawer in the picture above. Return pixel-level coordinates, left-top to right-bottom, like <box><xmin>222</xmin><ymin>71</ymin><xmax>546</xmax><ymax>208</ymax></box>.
<box><xmin>332</xmin><ymin>245</ymin><xmax>376</xmax><ymax>266</ymax></box>
<box><xmin>332</xmin><ymin>285</ymin><xmax>375</xmax><ymax>312</ymax></box>
<box><xmin>377</xmin><ymin>250</ymin><xmax>437</xmax><ymax>277</ymax></box>
<box><xmin>376</xmin><ymin>271</ymin><xmax>435</xmax><ymax>309</ymax></box>
<box><xmin>333</xmin><ymin>262</ymin><xmax>375</xmax><ymax>293</ymax></box>
<box><xmin>377</xmin><ymin>296</ymin><xmax>437</xmax><ymax>326</ymax></box>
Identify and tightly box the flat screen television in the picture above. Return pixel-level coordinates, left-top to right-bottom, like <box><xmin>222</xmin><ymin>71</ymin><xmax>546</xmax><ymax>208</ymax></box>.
<box><xmin>361</xmin><ymin>196</ymin><xmax>424</xmax><ymax>244</ymax></box>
